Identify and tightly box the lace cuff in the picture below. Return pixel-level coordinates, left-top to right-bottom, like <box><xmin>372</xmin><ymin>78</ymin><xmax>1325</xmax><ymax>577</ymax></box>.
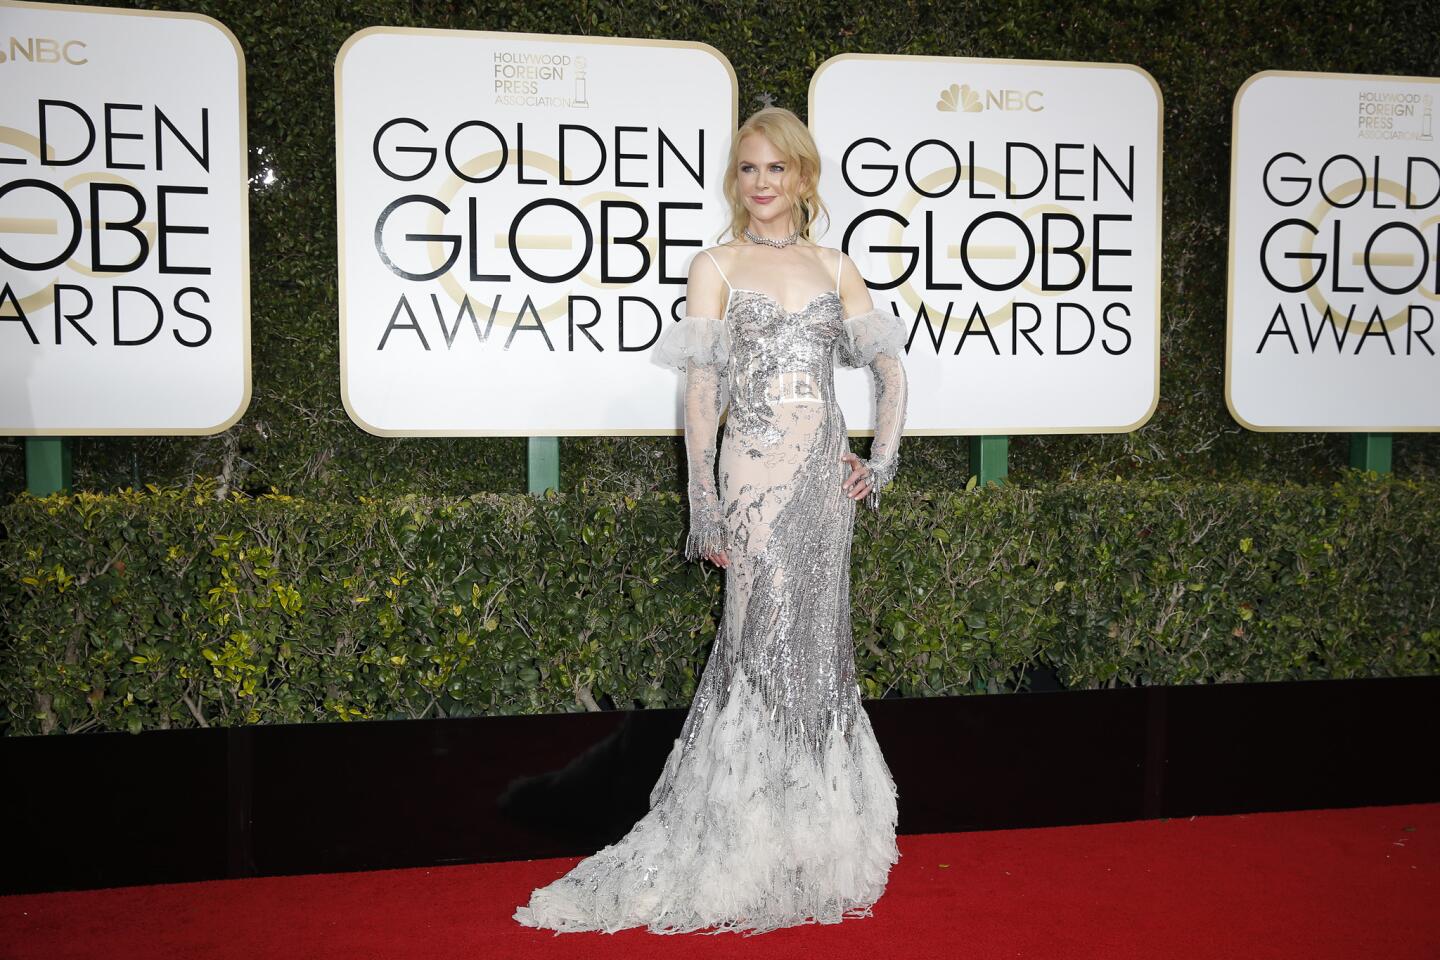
<box><xmin>837</xmin><ymin>308</ymin><xmax>906</xmax><ymax>368</ymax></box>
<box><xmin>654</xmin><ymin>315</ymin><xmax>730</xmax><ymax>370</ymax></box>
<box><xmin>857</xmin><ymin>454</ymin><xmax>900</xmax><ymax>513</ymax></box>
<box><xmin>683</xmin><ymin>503</ymin><xmax>726</xmax><ymax>560</ymax></box>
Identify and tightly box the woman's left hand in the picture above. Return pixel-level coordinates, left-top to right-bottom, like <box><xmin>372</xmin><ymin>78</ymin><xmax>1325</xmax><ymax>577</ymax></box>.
<box><xmin>839</xmin><ymin>451</ymin><xmax>872</xmax><ymax>501</ymax></box>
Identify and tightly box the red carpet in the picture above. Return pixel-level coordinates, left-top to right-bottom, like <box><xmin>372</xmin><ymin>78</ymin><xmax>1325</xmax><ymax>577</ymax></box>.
<box><xmin>3</xmin><ymin>803</ymin><xmax>1435</xmax><ymax>960</ymax></box>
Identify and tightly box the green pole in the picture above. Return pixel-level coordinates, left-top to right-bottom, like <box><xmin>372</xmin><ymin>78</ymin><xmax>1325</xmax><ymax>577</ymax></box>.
<box><xmin>968</xmin><ymin>435</ymin><xmax>1008</xmax><ymax>487</ymax></box>
<box><xmin>1348</xmin><ymin>433</ymin><xmax>1391</xmax><ymax>473</ymax></box>
<box><xmin>25</xmin><ymin>437</ymin><xmax>73</xmax><ymax>496</ymax></box>
<box><xmin>527</xmin><ymin>436</ymin><xmax>559</xmax><ymax>494</ymax></box>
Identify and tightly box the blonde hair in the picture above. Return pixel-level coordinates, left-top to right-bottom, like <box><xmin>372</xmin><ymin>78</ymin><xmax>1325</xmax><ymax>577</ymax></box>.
<box><xmin>720</xmin><ymin>106</ymin><xmax>829</xmax><ymax>243</ymax></box>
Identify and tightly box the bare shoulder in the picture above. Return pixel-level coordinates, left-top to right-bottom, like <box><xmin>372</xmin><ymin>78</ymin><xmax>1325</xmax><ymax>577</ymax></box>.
<box><xmin>826</xmin><ymin>245</ymin><xmax>860</xmax><ymax>278</ymax></box>
<box><xmin>811</xmin><ymin>242</ymin><xmax>846</xmax><ymax>262</ymax></box>
<box><xmin>688</xmin><ymin>245</ymin><xmax>725</xmax><ymax>279</ymax></box>
<box><xmin>717</xmin><ymin>238</ymin><xmax>750</xmax><ymax>259</ymax></box>
<box><xmin>830</xmin><ymin>246</ymin><xmax>874</xmax><ymax>313</ymax></box>
<box><xmin>695</xmin><ymin>242</ymin><xmax>745</xmax><ymax>275</ymax></box>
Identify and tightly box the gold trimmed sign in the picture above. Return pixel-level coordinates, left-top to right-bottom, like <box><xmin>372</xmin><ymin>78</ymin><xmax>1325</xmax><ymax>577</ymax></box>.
<box><xmin>335</xmin><ymin>27</ymin><xmax>737</xmax><ymax>436</ymax></box>
<box><xmin>1227</xmin><ymin>70</ymin><xmax>1440</xmax><ymax>432</ymax></box>
<box><xmin>0</xmin><ymin>0</ymin><xmax>250</xmax><ymax>436</ymax></box>
<box><xmin>809</xmin><ymin>53</ymin><xmax>1163</xmax><ymax>436</ymax></box>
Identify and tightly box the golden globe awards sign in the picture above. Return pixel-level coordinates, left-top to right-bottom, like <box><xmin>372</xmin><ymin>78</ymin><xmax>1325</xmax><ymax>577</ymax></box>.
<box><xmin>810</xmin><ymin>54</ymin><xmax>1162</xmax><ymax>435</ymax></box>
<box><xmin>0</xmin><ymin>1</ymin><xmax>249</xmax><ymax>435</ymax></box>
<box><xmin>1227</xmin><ymin>70</ymin><xmax>1440</xmax><ymax>431</ymax></box>
<box><xmin>336</xmin><ymin>27</ymin><xmax>736</xmax><ymax>435</ymax></box>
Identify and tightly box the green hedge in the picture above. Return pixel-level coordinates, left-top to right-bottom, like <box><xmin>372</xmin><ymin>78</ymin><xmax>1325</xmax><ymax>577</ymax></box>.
<box><xmin>3</xmin><ymin>473</ymin><xmax>1435</xmax><ymax>735</ymax></box>
<box><xmin>3</xmin><ymin>0</ymin><xmax>1439</xmax><ymax>501</ymax></box>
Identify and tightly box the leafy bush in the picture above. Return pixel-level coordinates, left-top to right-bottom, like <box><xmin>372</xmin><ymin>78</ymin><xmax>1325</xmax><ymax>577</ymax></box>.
<box><xmin>3</xmin><ymin>473</ymin><xmax>1434</xmax><ymax>735</ymax></box>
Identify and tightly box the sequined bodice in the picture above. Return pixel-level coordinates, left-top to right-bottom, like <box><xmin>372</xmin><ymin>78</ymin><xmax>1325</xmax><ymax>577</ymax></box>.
<box><xmin>724</xmin><ymin>287</ymin><xmax>845</xmax><ymax>437</ymax></box>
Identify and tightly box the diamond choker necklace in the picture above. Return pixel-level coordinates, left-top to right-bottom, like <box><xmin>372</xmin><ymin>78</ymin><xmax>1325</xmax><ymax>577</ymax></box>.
<box><xmin>744</xmin><ymin>226</ymin><xmax>801</xmax><ymax>248</ymax></box>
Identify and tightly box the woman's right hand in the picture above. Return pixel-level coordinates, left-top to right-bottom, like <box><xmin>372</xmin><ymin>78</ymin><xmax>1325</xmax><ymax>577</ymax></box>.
<box><xmin>703</xmin><ymin>549</ymin><xmax>730</xmax><ymax>569</ymax></box>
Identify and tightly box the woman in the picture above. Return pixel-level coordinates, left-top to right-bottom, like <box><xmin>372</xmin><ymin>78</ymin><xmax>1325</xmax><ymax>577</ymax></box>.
<box><xmin>514</xmin><ymin>106</ymin><xmax>909</xmax><ymax>935</ymax></box>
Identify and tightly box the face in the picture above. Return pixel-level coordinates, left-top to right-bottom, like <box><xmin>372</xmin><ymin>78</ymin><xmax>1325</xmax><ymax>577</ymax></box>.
<box><xmin>736</xmin><ymin>132</ymin><xmax>805</xmax><ymax>233</ymax></box>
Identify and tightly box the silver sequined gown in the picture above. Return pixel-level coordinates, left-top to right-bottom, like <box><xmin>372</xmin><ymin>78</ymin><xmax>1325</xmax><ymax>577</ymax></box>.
<box><xmin>514</xmin><ymin>246</ymin><xmax>909</xmax><ymax>935</ymax></box>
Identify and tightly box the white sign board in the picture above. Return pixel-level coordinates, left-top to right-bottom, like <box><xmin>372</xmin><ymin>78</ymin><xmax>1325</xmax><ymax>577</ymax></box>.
<box><xmin>0</xmin><ymin>0</ymin><xmax>250</xmax><ymax>435</ymax></box>
<box><xmin>1227</xmin><ymin>70</ymin><xmax>1439</xmax><ymax>431</ymax></box>
<box><xmin>810</xmin><ymin>54</ymin><xmax>1163</xmax><ymax>435</ymax></box>
<box><xmin>336</xmin><ymin>27</ymin><xmax>736</xmax><ymax>435</ymax></box>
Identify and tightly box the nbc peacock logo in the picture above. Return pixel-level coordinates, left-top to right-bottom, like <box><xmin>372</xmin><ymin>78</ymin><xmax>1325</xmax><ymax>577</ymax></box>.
<box><xmin>936</xmin><ymin>82</ymin><xmax>1045</xmax><ymax>114</ymax></box>
<box><xmin>936</xmin><ymin>83</ymin><xmax>982</xmax><ymax>113</ymax></box>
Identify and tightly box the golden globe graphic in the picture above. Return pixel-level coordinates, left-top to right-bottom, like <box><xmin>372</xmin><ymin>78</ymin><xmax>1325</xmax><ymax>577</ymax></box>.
<box><xmin>0</xmin><ymin>1</ymin><xmax>250</xmax><ymax>436</ymax></box>
<box><xmin>811</xmin><ymin>54</ymin><xmax>1163</xmax><ymax>435</ymax></box>
<box><xmin>335</xmin><ymin>27</ymin><xmax>738</xmax><ymax>436</ymax></box>
<box><xmin>1227</xmin><ymin>70</ymin><xmax>1440</xmax><ymax>432</ymax></box>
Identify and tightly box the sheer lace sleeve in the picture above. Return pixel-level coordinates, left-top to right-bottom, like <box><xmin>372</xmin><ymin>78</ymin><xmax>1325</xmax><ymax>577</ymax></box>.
<box><xmin>837</xmin><ymin>308</ymin><xmax>909</xmax><ymax>512</ymax></box>
<box><xmin>655</xmin><ymin>316</ymin><xmax>730</xmax><ymax>559</ymax></box>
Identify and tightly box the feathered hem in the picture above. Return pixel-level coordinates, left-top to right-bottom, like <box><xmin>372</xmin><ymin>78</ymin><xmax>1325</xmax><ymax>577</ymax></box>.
<box><xmin>513</xmin><ymin>665</ymin><xmax>900</xmax><ymax>936</ymax></box>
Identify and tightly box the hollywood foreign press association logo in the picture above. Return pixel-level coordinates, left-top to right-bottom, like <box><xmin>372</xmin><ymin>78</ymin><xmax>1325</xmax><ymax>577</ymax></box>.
<box><xmin>1355</xmin><ymin>88</ymin><xmax>1433</xmax><ymax>142</ymax></box>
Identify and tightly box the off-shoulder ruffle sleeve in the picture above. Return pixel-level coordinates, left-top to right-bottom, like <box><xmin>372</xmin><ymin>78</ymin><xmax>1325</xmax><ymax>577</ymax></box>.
<box><xmin>653</xmin><ymin>315</ymin><xmax>730</xmax><ymax>370</ymax></box>
<box><xmin>836</xmin><ymin>307</ymin><xmax>907</xmax><ymax>368</ymax></box>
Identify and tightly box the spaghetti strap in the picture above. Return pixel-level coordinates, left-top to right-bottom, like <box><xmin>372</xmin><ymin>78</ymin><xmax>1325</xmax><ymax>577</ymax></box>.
<box><xmin>698</xmin><ymin>248</ymin><xmax>735</xmax><ymax>321</ymax></box>
<box><xmin>700</xmin><ymin>249</ymin><xmax>732</xmax><ymax>290</ymax></box>
<box><xmin>834</xmin><ymin>249</ymin><xmax>844</xmax><ymax>293</ymax></box>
